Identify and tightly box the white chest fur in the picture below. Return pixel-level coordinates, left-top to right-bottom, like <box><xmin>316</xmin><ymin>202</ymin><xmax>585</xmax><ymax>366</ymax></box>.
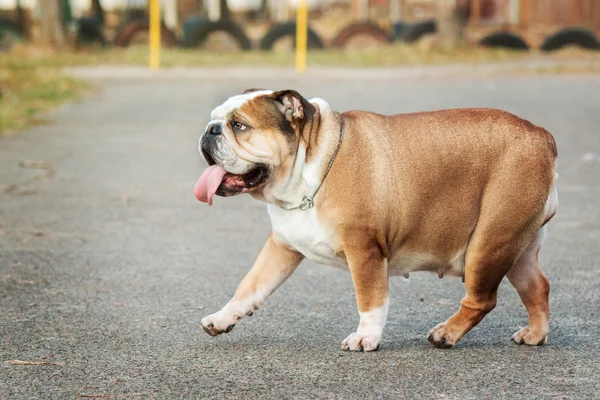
<box><xmin>267</xmin><ymin>205</ymin><xmax>347</xmax><ymax>269</ymax></box>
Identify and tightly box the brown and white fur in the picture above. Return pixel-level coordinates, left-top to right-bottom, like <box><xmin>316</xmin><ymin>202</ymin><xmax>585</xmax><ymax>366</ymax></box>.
<box><xmin>198</xmin><ymin>89</ymin><xmax>558</xmax><ymax>351</ymax></box>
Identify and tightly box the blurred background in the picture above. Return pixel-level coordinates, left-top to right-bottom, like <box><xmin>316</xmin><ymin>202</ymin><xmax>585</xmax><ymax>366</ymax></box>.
<box><xmin>1</xmin><ymin>0</ymin><xmax>600</xmax><ymax>54</ymax></box>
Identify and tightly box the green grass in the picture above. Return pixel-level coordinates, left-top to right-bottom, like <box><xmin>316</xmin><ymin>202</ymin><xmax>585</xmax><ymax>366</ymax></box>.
<box><xmin>0</xmin><ymin>55</ymin><xmax>88</xmax><ymax>134</ymax></box>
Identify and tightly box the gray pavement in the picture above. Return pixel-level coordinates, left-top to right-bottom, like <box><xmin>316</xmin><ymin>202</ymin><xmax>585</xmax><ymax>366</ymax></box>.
<box><xmin>1</xmin><ymin>70</ymin><xmax>599</xmax><ymax>399</ymax></box>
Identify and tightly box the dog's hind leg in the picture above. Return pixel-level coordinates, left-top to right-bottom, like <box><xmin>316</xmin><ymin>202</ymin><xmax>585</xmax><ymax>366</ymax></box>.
<box><xmin>427</xmin><ymin>166</ymin><xmax>552</xmax><ymax>349</ymax></box>
<box><xmin>505</xmin><ymin>180</ymin><xmax>556</xmax><ymax>345</ymax></box>
<box><xmin>505</xmin><ymin>226</ymin><xmax>550</xmax><ymax>345</ymax></box>
<box><xmin>427</xmin><ymin>237</ymin><xmax>518</xmax><ymax>349</ymax></box>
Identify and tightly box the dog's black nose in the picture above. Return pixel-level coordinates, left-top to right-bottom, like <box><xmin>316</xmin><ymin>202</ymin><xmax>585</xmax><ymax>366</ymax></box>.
<box><xmin>208</xmin><ymin>123</ymin><xmax>222</xmax><ymax>135</ymax></box>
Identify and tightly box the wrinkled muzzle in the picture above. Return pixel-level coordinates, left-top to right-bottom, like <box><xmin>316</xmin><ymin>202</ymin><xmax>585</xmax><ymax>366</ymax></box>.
<box><xmin>195</xmin><ymin>126</ymin><xmax>270</xmax><ymax>206</ymax></box>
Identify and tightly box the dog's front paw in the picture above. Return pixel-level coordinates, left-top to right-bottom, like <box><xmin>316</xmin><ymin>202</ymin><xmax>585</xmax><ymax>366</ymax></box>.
<box><xmin>511</xmin><ymin>327</ymin><xmax>547</xmax><ymax>346</ymax></box>
<box><xmin>201</xmin><ymin>312</ymin><xmax>237</xmax><ymax>337</ymax></box>
<box><xmin>427</xmin><ymin>323</ymin><xmax>460</xmax><ymax>349</ymax></box>
<box><xmin>342</xmin><ymin>332</ymin><xmax>381</xmax><ymax>352</ymax></box>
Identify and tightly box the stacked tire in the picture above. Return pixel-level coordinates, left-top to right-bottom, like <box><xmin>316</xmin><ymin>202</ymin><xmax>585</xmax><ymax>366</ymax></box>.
<box><xmin>477</xmin><ymin>27</ymin><xmax>600</xmax><ymax>52</ymax></box>
<box><xmin>331</xmin><ymin>22</ymin><xmax>392</xmax><ymax>48</ymax></box>
<box><xmin>183</xmin><ymin>18</ymin><xmax>251</xmax><ymax>50</ymax></box>
<box><xmin>0</xmin><ymin>19</ymin><xmax>22</xmax><ymax>53</ymax></box>
<box><xmin>114</xmin><ymin>19</ymin><xmax>179</xmax><ymax>47</ymax></box>
<box><xmin>540</xmin><ymin>28</ymin><xmax>600</xmax><ymax>52</ymax></box>
<box><xmin>479</xmin><ymin>32</ymin><xmax>529</xmax><ymax>50</ymax></box>
<box><xmin>260</xmin><ymin>22</ymin><xmax>324</xmax><ymax>50</ymax></box>
<box><xmin>399</xmin><ymin>20</ymin><xmax>437</xmax><ymax>43</ymax></box>
<box><xmin>105</xmin><ymin>13</ymin><xmax>600</xmax><ymax>54</ymax></box>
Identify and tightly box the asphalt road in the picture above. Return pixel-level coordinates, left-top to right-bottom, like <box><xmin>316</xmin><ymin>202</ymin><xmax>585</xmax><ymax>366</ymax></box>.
<box><xmin>1</xmin><ymin>71</ymin><xmax>599</xmax><ymax>399</ymax></box>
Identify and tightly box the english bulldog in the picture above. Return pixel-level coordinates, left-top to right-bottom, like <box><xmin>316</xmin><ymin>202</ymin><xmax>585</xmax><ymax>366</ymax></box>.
<box><xmin>195</xmin><ymin>89</ymin><xmax>558</xmax><ymax>351</ymax></box>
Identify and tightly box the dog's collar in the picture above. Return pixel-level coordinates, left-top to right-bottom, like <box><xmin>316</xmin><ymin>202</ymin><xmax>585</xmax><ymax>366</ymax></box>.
<box><xmin>279</xmin><ymin>117</ymin><xmax>345</xmax><ymax>212</ymax></box>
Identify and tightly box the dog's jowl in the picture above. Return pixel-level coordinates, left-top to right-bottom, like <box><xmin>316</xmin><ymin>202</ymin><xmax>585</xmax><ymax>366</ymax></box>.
<box><xmin>194</xmin><ymin>89</ymin><xmax>558</xmax><ymax>351</ymax></box>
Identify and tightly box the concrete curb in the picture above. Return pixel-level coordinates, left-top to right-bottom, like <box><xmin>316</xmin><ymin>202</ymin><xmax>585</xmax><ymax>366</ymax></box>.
<box><xmin>63</xmin><ymin>59</ymin><xmax>600</xmax><ymax>81</ymax></box>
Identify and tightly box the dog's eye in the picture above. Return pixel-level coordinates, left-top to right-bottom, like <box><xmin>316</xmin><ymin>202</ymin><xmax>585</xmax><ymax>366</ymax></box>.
<box><xmin>232</xmin><ymin>121</ymin><xmax>247</xmax><ymax>132</ymax></box>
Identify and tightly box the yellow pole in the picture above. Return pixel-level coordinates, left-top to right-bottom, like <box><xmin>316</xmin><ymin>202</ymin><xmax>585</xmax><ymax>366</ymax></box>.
<box><xmin>295</xmin><ymin>0</ymin><xmax>308</xmax><ymax>74</ymax></box>
<box><xmin>149</xmin><ymin>0</ymin><xmax>161</xmax><ymax>70</ymax></box>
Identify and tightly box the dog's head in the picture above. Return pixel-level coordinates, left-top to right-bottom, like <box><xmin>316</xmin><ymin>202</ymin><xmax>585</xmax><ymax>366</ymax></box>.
<box><xmin>195</xmin><ymin>89</ymin><xmax>316</xmax><ymax>205</ymax></box>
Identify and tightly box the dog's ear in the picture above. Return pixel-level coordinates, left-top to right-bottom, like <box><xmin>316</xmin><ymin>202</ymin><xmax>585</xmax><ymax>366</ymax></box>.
<box><xmin>243</xmin><ymin>88</ymin><xmax>266</xmax><ymax>94</ymax></box>
<box><xmin>271</xmin><ymin>90</ymin><xmax>316</xmax><ymax>124</ymax></box>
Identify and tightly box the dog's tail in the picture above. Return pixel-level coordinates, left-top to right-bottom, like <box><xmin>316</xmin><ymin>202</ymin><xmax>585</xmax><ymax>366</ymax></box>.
<box><xmin>541</xmin><ymin>173</ymin><xmax>559</xmax><ymax>228</ymax></box>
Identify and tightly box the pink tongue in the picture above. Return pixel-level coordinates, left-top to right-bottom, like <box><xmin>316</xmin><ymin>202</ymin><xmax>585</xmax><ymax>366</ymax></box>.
<box><xmin>194</xmin><ymin>165</ymin><xmax>228</xmax><ymax>206</ymax></box>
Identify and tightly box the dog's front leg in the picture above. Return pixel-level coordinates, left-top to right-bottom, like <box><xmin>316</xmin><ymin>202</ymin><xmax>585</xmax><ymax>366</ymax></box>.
<box><xmin>342</xmin><ymin>244</ymin><xmax>389</xmax><ymax>352</ymax></box>
<box><xmin>201</xmin><ymin>235</ymin><xmax>303</xmax><ymax>336</ymax></box>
